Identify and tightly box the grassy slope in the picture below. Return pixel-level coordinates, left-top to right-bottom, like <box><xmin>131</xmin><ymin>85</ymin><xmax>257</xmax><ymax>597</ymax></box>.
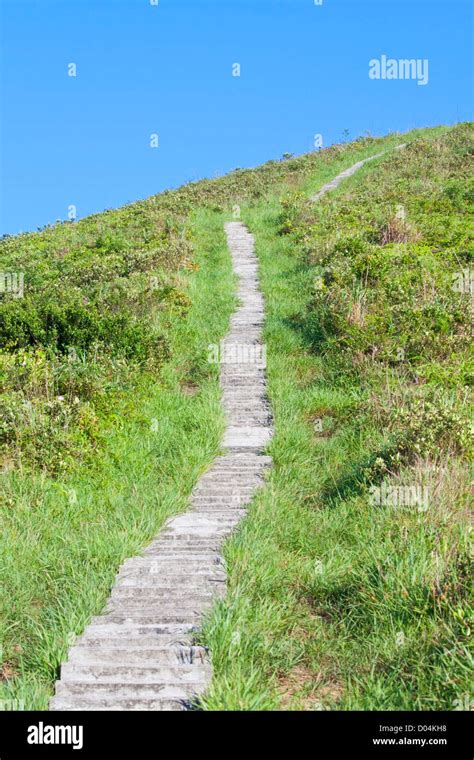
<box><xmin>1</xmin><ymin>123</ymin><xmax>471</xmax><ymax>711</ymax></box>
<box><xmin>0</xmin><ymin>210</ymin><xmax>235</xmax><ymax>709</ymax></box>
<box><xmin>3</xmin><ymin>133</ymin><xmax>399</xmax><ymax>708</ymax></box>
<box><xmin>200</xmin><ymin>124</ymin><xmax>473</xmax><ymax>711</ymax></box>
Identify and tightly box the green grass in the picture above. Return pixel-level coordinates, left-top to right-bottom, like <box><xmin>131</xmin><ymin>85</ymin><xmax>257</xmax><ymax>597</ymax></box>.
<box><xmin>0</xmin><ymin>209</ymin><xmax>235</xmax><ymax>709</ymax></box>
<box><xmin>1</xmin><ymin>123</ymin><xmax>471</xmax><ymax>711</ymax></box>
<box><xmin>199</xmin><ymin>123</ymin><xmax>473</xmax><ymax>711</ymax></box>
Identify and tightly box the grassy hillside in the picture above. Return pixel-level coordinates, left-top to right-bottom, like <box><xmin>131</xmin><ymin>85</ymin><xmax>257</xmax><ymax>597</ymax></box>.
<box><xmin>200</xmin><ymin>123</ymin><xmax>473</xmax><ymax>710</ymax></box>
<box><xmin>1</xmin><ymin>123</ymin><xmax>472</xmax><ymax>710</ymax></box>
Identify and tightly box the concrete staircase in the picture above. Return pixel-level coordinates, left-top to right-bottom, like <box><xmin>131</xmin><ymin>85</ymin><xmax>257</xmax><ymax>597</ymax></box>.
<box><xmin>50</xmin><ymin>221</ymin><xmax>273</xmax><ymax>711</ymax></box>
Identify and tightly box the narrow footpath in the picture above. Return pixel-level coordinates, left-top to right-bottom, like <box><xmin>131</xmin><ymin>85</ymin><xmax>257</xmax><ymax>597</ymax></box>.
<box><xmin>50</xmin><ymin>222</ymin><xmax>273</xmax><ymax>710</ymax></box>
<box><xmin>51</xmin><ymin>147</ymin><xmax>405</xmax><ymax>711</ymax></box>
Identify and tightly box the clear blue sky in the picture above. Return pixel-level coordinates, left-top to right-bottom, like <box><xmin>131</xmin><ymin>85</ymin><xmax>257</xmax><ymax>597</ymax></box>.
<box><xmin>0</xmin><ymin>0</ymin><xmax>472</xmax><ymax>235</ymax></box>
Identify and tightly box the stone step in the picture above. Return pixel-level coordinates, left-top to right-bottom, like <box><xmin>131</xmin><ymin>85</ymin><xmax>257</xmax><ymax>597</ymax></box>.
<box><xmin>110</xmin><ymin>587</ymin><xmax>223</xmax><ymax>601</ymax></box>
<box><xmin>106</xmin><ymin>599</ymin><xmax>216</xmax><ymax>614</ymax></box>
<box><xmin>191</xmin><ymin>506</ymin><xmax>248</xmax><ymax>515</ymax></box>
<box><xmin>117</xmin><ymin>567</ymin><xmax>226</xmax><ymax>580</ymax></box>
<box><xmin>221</xmin><ymin>393</ymin><xmax>270</xmax><ymax>401</ymax></box>
<box><xmin>138</xmin><ymin>550</ymin><xmax>223</xmax><ymax>560</ymax></box>
<box><xmin>143</xmin><ymin>544</ymin><xmax>224</xmax><ymax>561</ymax></box>
<box><xmin>221</xmin><ymin>382</ymin><xmax>266</xmax><ymax>392</ymax></box>
<box><xmin>220</xmin><ymin>362</ymin><xmax>265</xmax><ymax>370</ymax></box>
<box><xmin>68</xmin><ymin>646</ymin><xmax>208</xmax><ymax>666</ymax></box>
<box><xmin>82</xmin><ymin>622</ymin><xmax>198</xmax><ymax>637</ymax></box>
<box><xmin>223</xmin><ymin>429</ymin><xmax>272</xmax><ymax>448</ymax></box>
<box><xmin>224</xmin><ymin>408</ymin><xmax>271</xmax><ymax>416</ymax></box>
<box><xmin>115</xmin><ymin>577</ymin><xmax>220</xmax><ymax>590</ymax></box>
<box><xmin>159</xmin><ymin>526</ymin><xmax>236</xmax><ymax>538</ymax></box>
<box><xmin>140</xmin><ymin>539</ymin><xmax>225</xmax><ymax>550</ymax></box>
<box><xmin>50</xmin><ymin>695</ymin><xmax>188</xmax><ymax>711</ymax></box>
<box><xmin>193</xmin><ymin>482</ymin><xmax>263</xmax><ymax>490</ymax></box>
<box><xmin>50</xmin><ymin>220</ymin><xmax>275</xmax><ymax>711</ymax></box>
<box><xmin>55</xmin><ymin>682</ymin><xmax>206</xmax><ymax>699</ymax></box>
<box><xmin>108</xmin><ymin>590</ymin><xmax>220</xmax><ymax>605</ymax></box>
<box><xmin>160</xmin><ymin>526</ymin><xmax>241</xmax><ymax>537</ymax></box>
<box><xmin>214</xmin><ymin>451</ymin><xmax>271</xmax><ymax>459</ymax></box>
<box><xmin>114</xmin><ymin>574</ymin><xmax>226</xmax><ymax>587</ymax></box>
<box><xmin>213</xmin><ymin>454</ymin><xmax>272</xmax><ymax>464</ymax></box>
<box><xmin>223</xmin><ymin>419</ymin><xmax>272</xmax><ymax>429</ymax></box>
<box><xmin>90</xmin><ymin>613</ymin><xmax>203</xmax><ymax>625</ymax></box>
<box><xmin>158</xmin><ymin>524</ymin><xmax>240</xmax><ymax>535</ymax></box>
<box><xmin>119</xmin><ymin>556</ymin><xmax>225</xmax><ymax>568</ymax></box>
<box><xmin>221</xmin><ymin>379</ymin><xmax>266</xmax><ymax>389</ymax></box>
<box><xmin>77</xmin><ymin>635</ymin><xmax>195</xmax><ymax>648</ymax></box>
<box><xmin>191</xmin><ymin>514</ymin><xmax>246</xmax><ymax>525</ymax></box>
<box><xmin>191</xmin><ymin>486</ymin><xmax>257</xmax><ymax>496</ymax></box>
<box><xmin>203</xmin><ymin>461</ymin><xmax>269</xmax><ymax>470</ymax></box>
<box><xmin>59</xmin><ymin>663</ymin><xmax>211</xmax><ymax>684</ymax></box>
<box><xmin>195</xmin><ymin>477</ymin><xmax>264</xmax><ymax>486</ymax></box>
<box><xmin>166</xmin><ymin>514</ymin><xmax>243</xmax><ymax>525</ymax></box>
<box><xmin>191</xmin><ymin>494</ymin><xmax>252</xmax><ymax>504</ymax></box>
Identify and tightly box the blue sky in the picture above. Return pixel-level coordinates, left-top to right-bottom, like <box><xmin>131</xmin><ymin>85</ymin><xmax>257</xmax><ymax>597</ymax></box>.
<box><xmin>0</xmin><ymin>0</ymin><xmax>472</xmax><ymax>235</ymax></box>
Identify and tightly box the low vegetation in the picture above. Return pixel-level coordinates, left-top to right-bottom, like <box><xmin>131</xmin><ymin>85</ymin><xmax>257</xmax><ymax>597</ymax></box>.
<box><xmin>200</xmin><ymin>123</ymin><xmax>473</xmax><ymax>710</ymax></box>
<box><xmin>1</xmin><ymin>122</ymin><xmax>471</xmax><ymax>710</ymax></box>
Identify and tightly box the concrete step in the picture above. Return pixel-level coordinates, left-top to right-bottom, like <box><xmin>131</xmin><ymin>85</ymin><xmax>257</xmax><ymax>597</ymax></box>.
<box><xmin>68</xmin><ymin>646</ymin><xmax>208</xmax><ymax>666</ymax></box>
<box><xmin>90</xmin><ymin>613</ymin><xmax>207</xmax><ymax>625</ymax></box>
<box><xmin>59</xmin><ymin>663</ymin><xmax>211</xmax><ymax>684</ymax></box>
<box><xmin>223</xmin><ymin>429</ymin><xmax>272</xmax><ymax>448</ymax></box>
<box><xmin>118</xmin><ymin>558</ymin><xmax>225</xmax><ymax>571</ymax></box>
<box><xmin>77</xmin><ymin>635</ymin><xmax>195</xmax><ymax>648</ymax></box>
<box><xmin>114</xmin><ymin>575</ymin><xmax>226</xmax><ymax>587</ymax></box>
<box><xmin>200</xmin><ymin>465</ymin><xmax>268</xmax><ymax>474</ymax></box>
<box><xmin>115</xmin><ymin>574</ymin><xmax>226</xmax><ymax>586</ymax></box>
<box><xmin>106</xmin><ymin>600</ymin><xmax>216</xmax><ymax>614</ymax></box>
<box><xmin>138</xmin><ymin>540</ymin><xmax>225</xmax><ymax>552</ymax></box>
<box><xmin>111</xmin><ymin>585</ymin><xmax>222</xmax><ymax>598</ymax></box>
<box><xmin>159</xmin><ymin>526</ymin><xmax>236</xmax><ymax>537</ymax></box>
<box><xmin>138</xmin><ymin>550</ymin><xmax>222</xmax><ymax>560</ymax></box>
<box><xmin>191</xmin><ymin>488</ymin><xmax>257</xmax><ymax>498</ymax></box>
<box><xmin>207</xmin><ymin>463</ymin><xmax>270</xmax><ymax>473</ymax></box>
<box><xmin>55</xmin><ymin>682</ymin><xmax>206</xmax><ymax>699</ymax></box>
<box><xmin>81</xmin><ymin>622</ymin><xmax>197</xmax><ymax>637</ymax></box>
<box><xmin>165</xmin><ymin>514</ymin><xmax>243</xmax><ymax>525</ymax></box>
<box><xmin>220</xmin><ymin>364</ymin><xmax>265</xmax><ymax>373</ymax></box>
<box><xmin>141</xmin><ymin>543</ymin><xmax>223</xmax><ymax>553</ymax></box>
<box><xmin>50</xmin><ymin>220</ymin><xmax>275</xmax><ymax>711</ymax></box>
<box><xmin>82</xmin><ymin>622</ymin><xmax>198</xmax><ymax>637</ymax></box>
<box><xmin>192</xmin><ymin>507</ymin><xmax>248</xmax><ymax>516</ymax></box>
<box><xmin>107</xmin><ymin>593</ymin><xmax>218</xmax><ymax>607</ymax></box>
<box><xmin>190</xmin><ymin>495</ymin><xmax>251</xmax><ymax>504</ymax></box>
<box><xmin>50</xmin><ymin>695</ymin><xmax>189</xmax><ymax>711</ymax></box>
<box><xmin>220</xmin><ymin>377</ymin><xmax>266</xmax><ymax>386</ymax></box>
<box><xmin>206</xmin><ymin>455</ymin><xmax>269</xmax><ymax>464</ymax></box>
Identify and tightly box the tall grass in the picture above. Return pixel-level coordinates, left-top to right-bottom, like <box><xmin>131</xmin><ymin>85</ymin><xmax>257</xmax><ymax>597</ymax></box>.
<box><xmin>200</xmin><ymin>124</ymin><xmax>472</xmax><ymax>711</ymax></box>
<box><xmin>0</xmin><ymin>210</ymin><xmax>234</xmax><ymax>709</ymax></box>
